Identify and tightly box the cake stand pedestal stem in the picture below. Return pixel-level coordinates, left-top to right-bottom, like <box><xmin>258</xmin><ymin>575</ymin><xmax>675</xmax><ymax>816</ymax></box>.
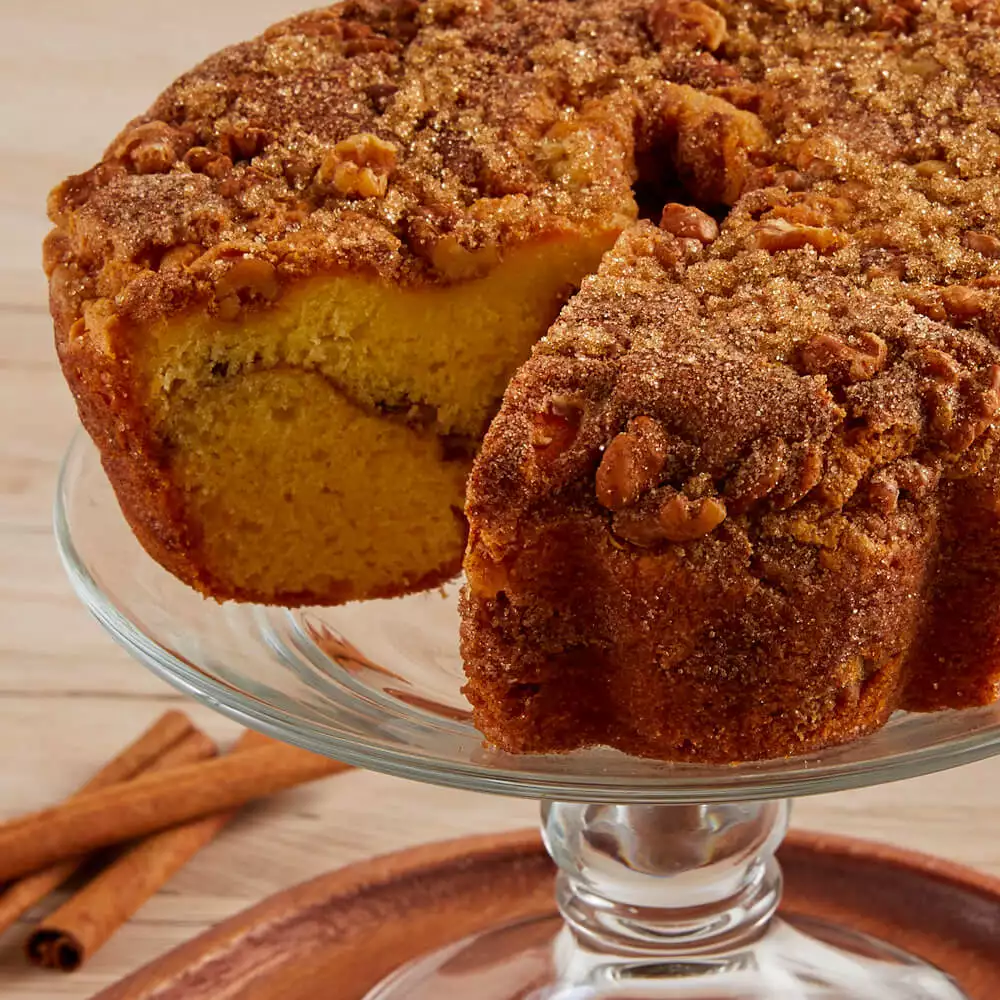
<box><xmin>535</xmin><ymin>798</ymin><xmax>965</xmax><ymax>998</ymax></box>
<box><xmin>543</xmin><ymin>799</ymin><xmax>786</xmax><ymax>966</ymax></box>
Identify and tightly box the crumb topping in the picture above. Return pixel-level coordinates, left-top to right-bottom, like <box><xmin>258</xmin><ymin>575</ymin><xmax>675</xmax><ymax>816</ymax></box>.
<box><xmin>45</xmin><ymin>0</ymin><xmax>1000</xmax><ymax>364</ymax></box>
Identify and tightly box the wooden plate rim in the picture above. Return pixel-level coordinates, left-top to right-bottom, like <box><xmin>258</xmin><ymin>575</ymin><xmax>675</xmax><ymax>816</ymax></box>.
<box><xmin>96</xmin><ymin>828</ymin><xmax>1000</xmax><ymax>1000</ymax></box>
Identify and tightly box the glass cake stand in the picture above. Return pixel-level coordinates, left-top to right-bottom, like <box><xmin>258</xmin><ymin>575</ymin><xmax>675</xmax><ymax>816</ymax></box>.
<box><xmin>54</xmin><ymin>431</ymin><xmax>1000</xmax><ymax>1000</ymax></box>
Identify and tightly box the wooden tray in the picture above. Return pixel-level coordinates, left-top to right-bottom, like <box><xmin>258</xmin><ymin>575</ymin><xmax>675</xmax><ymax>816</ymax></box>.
<box><xmin>97</xmin><ymin>829</ymin><xmax>1000</xmax><ymax>1000</ymax></box>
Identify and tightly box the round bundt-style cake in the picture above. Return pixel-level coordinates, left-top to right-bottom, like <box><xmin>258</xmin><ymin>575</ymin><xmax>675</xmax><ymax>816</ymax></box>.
<box><xmin>46</xmin><ymin>0</ymin><xmax>1000</xmax><ymax>759</ymax></box>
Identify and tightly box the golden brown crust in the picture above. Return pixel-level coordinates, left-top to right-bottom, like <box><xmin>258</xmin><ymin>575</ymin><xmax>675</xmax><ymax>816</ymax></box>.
<box><xmin>45</xmin><ymin>0</ymin><xmax>659</xmax><ymax>339</ymax></box>
<box><xmin>461</xmin><ymin>0</ymin><xmax>1000</xmax><ymax>761</ymax></box>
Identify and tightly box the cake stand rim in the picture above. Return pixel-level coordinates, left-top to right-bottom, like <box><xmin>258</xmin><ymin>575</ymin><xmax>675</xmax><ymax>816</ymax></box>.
<box><xmin>55</xmin><ymin>428</ymin><xmax>1000</xmax><ymax>803</ymax></box>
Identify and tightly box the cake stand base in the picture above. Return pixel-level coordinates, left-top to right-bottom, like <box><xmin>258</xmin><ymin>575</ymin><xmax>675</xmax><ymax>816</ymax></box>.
<box><xmin>365</xmin><ymin>912</ymin><xmax>962</xmax><ymax>999</ymax></box>
<box><xmin>365</xmin><ymin>799</ymin><xmax>966</xmax><ymax>1000</ymax></box>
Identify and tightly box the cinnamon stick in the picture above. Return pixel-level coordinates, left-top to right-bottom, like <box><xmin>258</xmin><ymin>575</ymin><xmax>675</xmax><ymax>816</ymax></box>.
<box><xmin>0</xmin><ymin>710</ymin><xmax>196</xmax><ymax>938</ymax></box>
<box><xmin>27</xmin><ymin>728</ymin><xmax>220</xmax><ymax>971</ymax></box>
<box><xmin>0</xmin><ymin>739</ymin><xmax>349</xmax><ymax>883</ymax></box>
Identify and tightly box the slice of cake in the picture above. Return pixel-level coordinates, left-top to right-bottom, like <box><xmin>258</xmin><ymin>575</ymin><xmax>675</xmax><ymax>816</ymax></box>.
<box><xmin>461</xmin><ymin>0</ymin><xmax>1000</xmax><ymax>761</ymax></box>
<box><xmin>45</xmin><ymin>0</ymin><xmax>662</xmax><ymax>604</ymax></box>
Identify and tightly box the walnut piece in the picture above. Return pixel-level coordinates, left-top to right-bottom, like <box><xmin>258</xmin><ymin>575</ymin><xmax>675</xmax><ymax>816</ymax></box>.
<box><xmin>613</xmin><ymin>488</ymin><xmax>727</xmax><ymax>546</ymax></box>
<box><xmin>770</xmin><ymin>444</ymin><xmax>824</xmax><ymax>509</ymax></box>
<box><xmin>113</xmin><ymin>122</ymin><xmax>188</xmax><ymax>175</ymax></box>
<box><xmin>530</xmin><ymin>397</ymin><xmax>582</xmax><ymax>460</ymax></box>
<box><xmin>893</xmin><ymin>458</ymin><xmax>941</xmax><ymax>499</ymax></box>
<box><xmin>754</xmin><ymin>218</ymin><xmax>842</xmax><ymax>254</ymax></box>
<box><xmin>905</xmin><ymin>287</ymin><xmax>947</xmax><ymax>322</ymax></box>
<box><xmin>725</xmin><ymin>438</ymin><xmax>789</xmax><ymax>512</ymax></box>
<box><xmin>914</xmin><ymin>347</ymin><xmax>961</xmax><ymax>385</ymax></box>
<box><xmin>941</xmin><ymin>285</ymin><xmax>986</xmax><ymax>319</ymax></box>
<box><xmin>659</xmin><ymin>203</ymin><xmax>719</xmax><ymax>243</ymax></box>
<box><xmin>596</xmin><ymin>416</ymin><xmax>670</xmax><ymax>510</ymax></box>
<box><xmin>927</xmin><ymin>366</ymin><xmax>1000</xmax><ymax>453</ymax></box>
<box><xmin>215</xmin><ymin>257</ymin><xmax>278</xmax><ymax>302</ymax></box>
<box><xmin>771</xmin><ymin>195</ymin><xmax>854</xmax><ymax>228</ymax></box>
<box><xmin>914</xmin><ymin>159</ymin><xmax>953</xmax><ymax>178</ymax></box>
<box><xmin>800</xmin><ymin>332</ymin><xmax>887</xmax><ymax>383</ymax></box>
<box><xmin>951</xmin><ymin>0</ymin><xmax>999</xmax><ymax>20</ymax></box>
<box><xmin>867</xmin><ymin>477</ymin><xmax>900</xmax><ymax>514</ymax></box>
<box><xmin>963</xmin><ymin>231</ymin><xmax>1000</xmax><ymax>258</ymax></box>
<box><xmin>660</xmin><ymin>85</ymin><xmax>770</xmax><ymax>205</ymax></box>
<box><xmin>774</xmin><ymin>169</ymin><xmax>808</xmax><ymax>191</ymax></box>
<box><xmin>647</xmin><ymin>0</ymin><xmax>727</xmax><ymax>51</ymax></box>
<box><xmin>185</xmin><ymin>146</ymin><xmax>233</xmax><ymax>179</ymax></box>
<box><xmin>317</xmin><ymin>133</ymin><xmax>398</xmax><ymax>198</ymax></box>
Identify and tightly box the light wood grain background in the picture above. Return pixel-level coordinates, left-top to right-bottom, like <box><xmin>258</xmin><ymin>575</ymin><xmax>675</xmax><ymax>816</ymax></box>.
<box><xmin>1</xmin><ymin>2</ymin><xmax>998</xmax><ymax>996</ymax></box>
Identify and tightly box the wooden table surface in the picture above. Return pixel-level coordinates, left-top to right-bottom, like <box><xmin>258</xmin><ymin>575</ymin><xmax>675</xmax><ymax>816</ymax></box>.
<box><xmin>1</xmin><ymin>1</ymin><xmax>999</xmax><ymax>996</ymax></box>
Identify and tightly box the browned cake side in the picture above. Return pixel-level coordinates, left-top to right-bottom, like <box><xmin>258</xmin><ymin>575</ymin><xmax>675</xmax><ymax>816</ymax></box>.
<box><xmin>462</xmin><ymin>0</ymin><xmax>1000</xmax><ymax>761</ymax></box>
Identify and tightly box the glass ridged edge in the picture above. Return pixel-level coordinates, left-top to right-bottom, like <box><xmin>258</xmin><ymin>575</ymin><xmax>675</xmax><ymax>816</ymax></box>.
<box><xmin>55</xmin><ymin>431</ymin><xmax>1000</xmax><ymax>803</ymax></box>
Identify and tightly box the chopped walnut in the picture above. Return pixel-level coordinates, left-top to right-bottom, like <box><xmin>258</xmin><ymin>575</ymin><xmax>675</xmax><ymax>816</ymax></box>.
<box><xmin>725</xmin><ymin>438</ymin><xmax>789</xmax><ymax>512</ymax></box>
<box><xmin>317</xmin><ymin>133</ymin><xmax>398</xmax><ymax>198</ymax></box>
<box><xmin>424</xmin><ymin>0</ymin><xmax>494</xmax><ymax>25</ymax></box>
<box><xmin>215</xmin><ymin>257</ymin><xmax>279</xmax><ymax>307</ymax></box>
<box><xmin>914</xmin><ymin>347</ymin><xmax>961</xmax><ymax>385</ymax></box>
<box><xmin>792</xmin><ymin>137</ymin><xmax>840</xmax><ymax>181</ymax></box>
<box><xmin>904</xmin><ymin>288</ymin><xmax>947</xmax><ymax>322</ymax></box>
<box><xmin>753</xmin><ymin>218</ymin><xmax>842</xmax><ymax>254</ymax></box>
<box><xmin>926</xmin><ymin>384</ymin><xmax>958</xmax><ymax>440</ymax></box>
<box><xmin>973</xmin><ymin>365</ymin><xmax>1000</xmax><ymax>433</ymax></box>
<box><xmin>530</xmin><ymin>397</ymin><xmax>582</xmax><ymax>460</ymax></box>
<box><xmin>185</xmin><ymin>147</ymin><xmax>233</xmax><ymax>179</ymax></box>
<box><xmin>914</xmin><ymin>159</ymin><xmax>953</xmax><ymax>178</ymax></box>
<box><xmin>596</xmin><ymin>416</ymin><xmax>670</xmax><ymax>510</ymax></box>
<box><xmin>927</xmin><ymin>366</ymin><xmax>1000</xmax><ymax>453</ymax></box>
<box><xmin>771</xmin><ymin>444</ymin><xmax>824</xmax><ymax>509</ymax></box>
<box><xmin>941</xmin><ymin>285</ymin><xmax>986</xmax><ymax>319</ymax></box>
<box><xmin>770</xmin><ymin>205</ymin><xmax>827</xmax><ymax>228</ymax></box>
<box><xmin>892</xmin><ymin>458</ymin><xmax>942</xmax><ymax>499</ymax></box>
<box><xmin>113</xmin><ymin>122</ymin><xmax>188</xmax><ymax>175</ymax></box>
<box><xmin>774</xmin><ymin>169</ymin><xmax>808</xmax><ymax>191</ymax></box>
<box><xmin>869</xmin><ymin>1</ymin><xmax>916</xmax><ymax>32</ymax></box>
<box><xmin>963</xmin><ymin>231</ymin><xmax>1000</xmax><ymax>258</ymax></box>
<box><xmin>862</xmin><ymin>248</ymin><xmax>907</xmax><ymax>280</ymax></box>
<box><xmin>800</xmin><ymin>332</ymin><xmax>887</xmax><ymax>383</ymax></box>
<box><xmin>867</xmin><ymin>477</ymin><xmax>900</xmax><ymax>514</ymax></box>
<box><xmin>659</xmin><ymin>203</ymin><xmax>719</xmax><ymax>243</ymax></box>
<box><xmin>771</xmin><ymin>195</ymin><xmax>854</xmax><ymax>228</ymax></box>
<box><xmin>647</xmin><ymin>0</ymin><xmax>727</xmax><ymax>51</ymax></box>
<box><xmin>952</xmin><ymin>0</ymin><xmax>1000</xmax><ymax>21</ymax></box>
<box><xmin>660</xmin><ymin>85</ymin><xmax>770</xmax><ymax>205</ymax></box>
<box><xmin>613</xmin><ymin>488</ymin><xmax>727</xmax><ymax>546</ymax></box>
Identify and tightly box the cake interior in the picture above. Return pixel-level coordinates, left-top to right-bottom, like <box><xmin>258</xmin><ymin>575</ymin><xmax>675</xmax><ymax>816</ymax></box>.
<box><xmin>138</xmin><ymin>233</ymin><xmax>617</xmax><ymax>602</ymax></box>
